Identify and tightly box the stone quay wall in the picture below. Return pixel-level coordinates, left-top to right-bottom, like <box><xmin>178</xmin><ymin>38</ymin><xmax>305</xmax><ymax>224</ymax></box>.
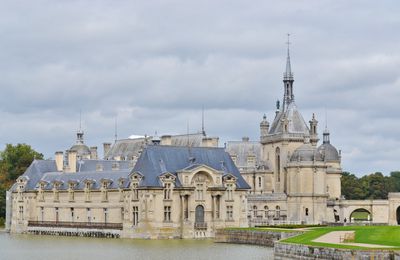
<box><xmin>274</xmin><ymin>242</ymin><xmax>400</xmax><ymax>260</ymax></box>
<box><xmin>214</xmin><ymin>229</ymin><xmax>301</xmax><ymax>247</ymax></box>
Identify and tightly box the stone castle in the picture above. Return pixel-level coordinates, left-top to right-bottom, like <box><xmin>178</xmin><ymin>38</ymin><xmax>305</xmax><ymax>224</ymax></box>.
<box><xmin>6</xmin><ymin>46</ymin><xmax>400</xmax><ymax>239</ymax></box>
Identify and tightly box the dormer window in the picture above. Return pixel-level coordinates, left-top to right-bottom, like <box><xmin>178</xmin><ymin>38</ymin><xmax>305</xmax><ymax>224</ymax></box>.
<box><xmin>101</xmin><ymin>180</ymin><xmax>111</xmax><ymax>202</ymax></box>
<box><xmin>131</xmin><ymin>182</ymin><xmax>139</xmax><ymax>200</ymax></box>
<box><xmin>163</xmin><ymin>183</ymin><xmax>172</xmax><ymax>200</ymax></box>
<box><xmin>84</xmin><ymin>180</ymin><xmax>93</xmax><ymax>202</ymax></box>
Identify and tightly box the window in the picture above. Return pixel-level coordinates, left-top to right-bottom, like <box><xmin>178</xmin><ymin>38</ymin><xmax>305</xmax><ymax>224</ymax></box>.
<box><xmin>102</xmin><ymin>183</ymin><xmax>108</xmax><ymax>202</ymax></box>
<box><xmin>275</xmin><ymin>147</ymin><xmax>281</xmax><ymax>182</ymax></box>
<box><xmin>104</xmin><ymin>208</ymin><xmax>108</xmax><ymax>223</ymax></box>
<box><xmin>19</xmin><ymin>206</ymin><xmax>24</xmax><ymax>221</ymax></box>
<box><xmin>85</xmin><ymin>182</ymin><xmax>91</xmax><ymax>202</ymax></box>
<box><xmin>305</xmin><ymin>208</ymin><xmax>309</xmax><ymax>216</ymax></box>
<box><xmin>258</xmin><ymin>177</ymin><xmax>262</xmax><ymax>188</ymax></box>
<box><xmin>196</xmin><ymin>183</ymin><xmax>204</xmax><ymax>200</ymax></box>
<box><xmin>55</xmin><ymin>207</ymin><xmax>59</xmax><ymax>222</ymax></box>
<box><xmin>87</xmin><ymin>208</ymin><xmax>91</xmax><ymax>223</ymax></box>
<box><xmin>131</xmin><ymin>182</ymin><xmax>138</xmax><ymax>200</ymax></box>
<box><xmin>164</xmin><ymin>183</ymin><xmax>172</xmax><ymax>200</ymax></box>
<box><xmin>264</xmin><ymin>206</ymin><xmax>269</xmax><ymax>218</ymax></box>
<box><xmin>71</xmin><ymin>208</ymin><xmax>74</xmax><ymax>222</ymax></box>
<box><xmin>275</xmin><ymin>206</ymin><xmax>280</xmax><ymax>219</ymax></box>
<box><xmin>69</xmin><ymin>189</ymin><xmax>74</xmax><ymax>202</ymax></box>
<box><xmin>226</xmin><ymin>184</ymin><xmax>233</xmax><ymax>200</ymax></box>
<box><xmin>132</xmin><ymin>206</ymin><xmax>139</xmax><ymax>226</ymax></box>
<box><xmin>40</xmin><ymin>207</ymin><xmax>44</xmax><ymax>222</ymax></box>
<box><xmin>121</xmin><ymin>208</ymin><xmax>125</xmax><ymax>221</ymax></box>
<box><xmin>53</xmin><ymin>184</ymin><xmax>59</xmax><ymax>202</ymax></box>
<box><xmin>253</xmin><ymin>205</ymin><xmax>257</xmax><ymax>218</ymax></box>
<box><xmin>164</xmin><ymin>206</ymin><xmax>171</xmax><ymax>222</ymax></box>
<box><xmin>226</xmin><ymin>206</ymin><xmax>233</xmax><ymax>220</ymax></box>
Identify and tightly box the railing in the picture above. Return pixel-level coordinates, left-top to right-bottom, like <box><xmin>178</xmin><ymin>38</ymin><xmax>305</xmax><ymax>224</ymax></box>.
<box><xmin>194</xmin><ymin>222</ymin><xmax>207</xmax><ymax>229</ymax></box>
<box><xmin>28</xmin><ymin>221</ymin><xmax>123</xmax><ymax>230</ymax></box>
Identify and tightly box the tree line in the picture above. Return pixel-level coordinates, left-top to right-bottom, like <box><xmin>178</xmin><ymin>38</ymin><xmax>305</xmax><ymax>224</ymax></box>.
<box><xmin>0</xmin><ymin>144</ymin><xmax>43</xmax><ymax>226</ymax></box>
<box><xmin>341</xmin><ymin>171</ymin><xmax>400</xmax><ymax>200</ymax></box>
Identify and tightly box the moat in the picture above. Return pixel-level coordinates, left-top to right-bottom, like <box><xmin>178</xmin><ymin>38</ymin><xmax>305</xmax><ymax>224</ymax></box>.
<box><xmin>0</xmin><ymin>232</ymin><xmax>273</xmax><ymax>260</ymax></box>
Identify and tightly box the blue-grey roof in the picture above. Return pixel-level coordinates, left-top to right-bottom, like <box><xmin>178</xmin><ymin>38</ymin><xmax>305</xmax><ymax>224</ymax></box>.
<box><xmin>132</xmin><ymin>145</ymin><xmax>250</xmax><ymax>189</ymax></box>
<box><xmin>269</xmin><ymin>102</ymin><xmax>309</xmax><ymax>135</ymax></box>
<box><xmin>12</xmin><ymin>159</ymin><xmax>131</xmax><ymax>192</ymax></box>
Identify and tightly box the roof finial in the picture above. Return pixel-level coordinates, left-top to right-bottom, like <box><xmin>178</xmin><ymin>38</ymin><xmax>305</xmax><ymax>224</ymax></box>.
<box><xmin>79</xmin><ymin>109</ymin><xmax>82</xmax><ymax>132</ymax></box>
<box><xmin>323</xmin><ymin>107</ymin><xmax>330</xmax><ymax>144</ymax></box>
<box><xmin>201</xmin><ymin>105</ymin><xmax>206</xmax><ymax>136</ymax></box>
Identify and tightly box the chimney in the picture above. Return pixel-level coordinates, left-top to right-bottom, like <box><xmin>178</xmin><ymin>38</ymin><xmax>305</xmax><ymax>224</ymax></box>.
<box><xmin>55</xmin><ymin>151</ymin><xmax>64</xmax><ymax>172</ymax></box>
<box><xmin>90</xmin><ymin>146</ymin><xmax>98</xmax><ymax>160</ymax></box>
<box><xmin>202</xmin><ymin>137</ymin><xmax>219</xmax><ymax>147</ymax></box>
<box><xmin>161</xmin><ymin>135</ymin><xmax>172</xmax><ymax>146</ymax></box>
<box><xmin>242</xmin><ymin>137</ymin><xmax>250</xmax><ymax>142</ymax></box>
<box><xmin>103</xmin><ymin>143</ymin><xmax>111</xmax><ymax>158</ymax></box>
<box><xmin>67</xmin><ymin>150</ymin><xmax>77</xmax><ymax>173</ymax></box>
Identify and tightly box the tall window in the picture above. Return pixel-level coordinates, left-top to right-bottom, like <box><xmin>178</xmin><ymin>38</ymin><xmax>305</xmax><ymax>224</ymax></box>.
<box><xmin>305</xmin><ymin>208</ymin><xmax>309</xmax><ymax>216</ymax></box>
<box><xmin>226</xmin><ymin>184</ymin><xmax>233</xmax><ymax>200</ymax></box>
<box><xmin>226</xmin><ymin>206</ymin><xmax>233</xmax><ymax>220</ymax></box>
<box><xmin>87</xmin><ymin>208</ymin><xmax>91</xmax><ymax>223</ymax></box>
<box><xmin>39</xmin><ymin>183</ymin><xmax>45</xmax><ymax>201</ymax></box>
<box><xmin>55</xmin><ymin>207</ymin><xmax>59</xmax><ymax>222</ymax></box>
<box><xmin>196</xmin><ymin>183</ymin><xmax>204</xmax><ymax>200</ymax></box>
<box><xmin>69</xmin><ymin>187</ymin><xmax>75</xmax><ymax>202</ymax></box>
<box><xmin>121</xmin><ymin>208</ymin><xmax>125</xmax><ymax>221</ymax></box>
<box><xmin>253</xmin><ymin>205</ymin><xmax>258</xmax><ymax>218</ymax></box>
<box><xmin>164</xmin><ymin>206</ymin><xmax>171</xmax><ymax>222</ymax></box>
<box><xmin>71</xmin><ymin>207</ymin><xmax>74</xmax><ymax>222</ymax></box>
<box><xmin>164</xmin><ymin>183</ymin><xmax>172</xmax><ymax>200</ymax></box>
<box><xmin>264</xmin><ymin>206</ymin><xmax>269</xmax><ymax>218</ymax></box>
<box><xmin>275</xmin><ymin>147</ymin><xmax>281</xmax><ymax>182</ymax></box>
<box><xmin>53</xmin><ymin>184</ymin><xmax>59</xmax><ymax>202</ymax></box>
<box><xmin>132</xmin><ymin>206</ymin><xmax>139</xmax><ymax>226</ymax></box>
<box><xmin>258</xmin><ymin>177</ymin><xmax>262</xmax><ymax>188</ymax></box>
<box><xmin>104</xmin><ymin>208</ymin><xmax>108</xmax><ymax>223</ymax></box>
<box><xmin>85</xmin><ymin>182</ymin><xmax>91</xmax><ymax>202</ymax></box>
<box><xmin>131</xmin><ymin>182</ymin><xmax>139</xmax><ymax>200</ymax></box>
<box><xmin>40</xmin><ymin>207</ymin><xmax>44</xmax><ymax>222</ymax></box>
<box><xmin>275</xmin><ymin>206</ymin><xmax>280</xmax><ymax>219</ymax></box>
<box><xmin>19</xmin><ymin>206</ymin><xmax>24</xmax><ymax>221</ymax></box>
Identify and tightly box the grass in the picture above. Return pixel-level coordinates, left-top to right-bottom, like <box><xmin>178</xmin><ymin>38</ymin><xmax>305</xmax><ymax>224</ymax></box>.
<box><xmin>225</xmin><ymin>227</ymin><xmax>301</xmax><ymax>233</ymax></box>
<box><xmin>281</xmin><ymin>226</ymin><xmax>400</xmax><ymax>250</ymax></box>
<box><xmin>351</xmin><ymin>211</ymin><xmax>370</xmax><ymax>221</ymax></box>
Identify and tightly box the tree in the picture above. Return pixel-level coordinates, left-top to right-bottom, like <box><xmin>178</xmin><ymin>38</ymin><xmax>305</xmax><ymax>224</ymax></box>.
<box><xmin>0</xmin><ymin>143</ymin><xmax>43</xmax><ymax>219</ymax></box>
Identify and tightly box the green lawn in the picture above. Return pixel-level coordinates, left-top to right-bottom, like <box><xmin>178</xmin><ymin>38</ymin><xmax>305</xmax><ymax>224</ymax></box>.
<box><xmin>351</xmin><ymin>211</ymin><xmax>370</xmax><ymax>221</ymax></box>
<box><xmin>281</xmin><ymin>226</ymin><xmax>400</xmax><ymax>250</ymax></box>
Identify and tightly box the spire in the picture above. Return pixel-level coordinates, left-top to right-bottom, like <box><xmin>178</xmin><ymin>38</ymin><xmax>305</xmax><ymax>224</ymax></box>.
<box><xmin>114</xmin><ymin>116</ymin><xmax>118</xmax><ymax>143</ymax></box>
<box><xmin>76</xmin><ymin>110</ymin><xmax>84</xmax><ymax>144</ymax></box>
<box><xmin>323</xmin><ymin>109</ymin><xmax>330</xmax><ymax>144</ymax></box>
<box><xmin>284</xmin><ymin>33</ymin><xmax>293</xmax><ymax>80</ymax></box>
<box><xmin>282</xmin><ymin>33</ymin><xmax>294</xmax><ymax>111</ymax></box>
<box><xmin>201</xmin><ymin>105</ymin><xmax>206</xmax><ymax>136</ymax></box>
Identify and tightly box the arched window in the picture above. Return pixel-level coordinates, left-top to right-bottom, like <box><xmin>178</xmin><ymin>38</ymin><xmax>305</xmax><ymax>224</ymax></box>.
<box><xmin>305</xmin><ymin>208</ymin><xmax>309</xmax><ymax>216</ymax></box>
<box><xmin>253</xmin><ymin>205</ymin><xmax>258</xmax><ymax>218</ymax></box>
<box><xmin>264</xmin><ymin>206</ymin><xmax>269</xmax><ymax>218</ymax></box>
<box><xmin>275</xmin><ymin>205</ymin><xmax>280</xmax><ymax>219</ymax></box>
<box><xmin>275</xmin><ymin>147</ymin><xmax>281</xmax><ymax>182</ymax></box>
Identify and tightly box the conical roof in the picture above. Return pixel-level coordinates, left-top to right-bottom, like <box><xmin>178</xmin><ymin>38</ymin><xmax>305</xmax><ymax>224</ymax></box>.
<box><xmin>268</xmin><ymin>102</ymin><xmax>309</xmax><ymax>135</ymax></box>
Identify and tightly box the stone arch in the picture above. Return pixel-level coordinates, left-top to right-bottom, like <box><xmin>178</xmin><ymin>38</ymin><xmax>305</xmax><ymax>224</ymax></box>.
<box><xmin>396</xmin><ymin>206</ymin><xmax>400</xmax><ymax>225</ymax></box>
<box><xmin>350</xmin><ymin>208</ymin><xmax>371</xmax><ymax>222</ymax></box>
<box><xmin>191</xmin><ymin>170</ymin><xmax>214</xmax><ymax>185</ymax></box>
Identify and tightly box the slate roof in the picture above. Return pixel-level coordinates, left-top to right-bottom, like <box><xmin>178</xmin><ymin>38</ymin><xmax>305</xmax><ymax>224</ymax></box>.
<box><xmin>132</xmin><ymin>145</ymin><xmax>250</xmax><ymax>189</ymax></box>
<box><xmin>268</xmin><ymin>102</ymin><xmax>309</xmax><ymax>135</ymax></box>
<box><xmin>104</xmin><ymin>133</ymin><xmax>205</xmax><ymax>160</ymax></box>
<box><xmin>12</xmin><ymin>145</ymin><xmax>250</xmax><ymax>192</ymax></box>
<box><xmin>225</xmin><ymin>139</ymin><xmax>269</xmax><ymax>170</ymax></box>
<box><xmin>11</xmin><ymin>160</ymin><xmax>130</xmax><ymax>192</ymax></box>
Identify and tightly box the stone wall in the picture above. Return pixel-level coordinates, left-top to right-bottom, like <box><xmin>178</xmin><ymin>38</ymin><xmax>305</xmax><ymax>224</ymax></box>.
<box><xmin>274</xmin><ymin>242</ymin><xmax>400</xmax><ymax>260</ymax></box>
<box><xmin>214</xmin><ymin>229</ymin><xmax>301</xmax><ymax>247</ymax></box>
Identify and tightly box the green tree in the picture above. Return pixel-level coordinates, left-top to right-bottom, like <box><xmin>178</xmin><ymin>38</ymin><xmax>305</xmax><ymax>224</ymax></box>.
<box><xmin>0</xmin><ymin>143</ymin><xmax>43</xmax><ymax>219</ymax></box>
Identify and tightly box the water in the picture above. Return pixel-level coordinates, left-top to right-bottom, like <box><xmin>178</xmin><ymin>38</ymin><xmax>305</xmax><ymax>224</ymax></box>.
<box><xmin>0</xmin><ymin>233</ymin><xmax>273</xmax><ymax>260</ymax></box>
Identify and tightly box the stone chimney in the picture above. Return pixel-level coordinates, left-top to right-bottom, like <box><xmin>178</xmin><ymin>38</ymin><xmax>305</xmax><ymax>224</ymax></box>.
<box><xmin>202</xmin><ymin>137</ymin><xmax>219</xmax><ymax>147</ymax></box>
<box><xmin>90</xmin><ymin>146</ymin><xmax>98</xmax><ymax>160</ymax></box>
<box><xmin>67</xmin><ymin>150</ymin><xmax>77</xmax><ymax>173</ymax></box>
<box><xmin>55</xmin><ymin>151</ymin><xmax>64</xmax><ymax>172</ymax></box>
<box><xmin>103</xmin><ymin>143</ymin><xmax>111</xmax><ymax>158</ymax></box>
<box><xmin>242</xmin><ymin>136</ymin><xmax>250</xmax><ymax>142</ymax></box>
<box><xmin>161</xmin><ymin>135</ymin><xmax>172</xmax><ymax>146</ymax></box>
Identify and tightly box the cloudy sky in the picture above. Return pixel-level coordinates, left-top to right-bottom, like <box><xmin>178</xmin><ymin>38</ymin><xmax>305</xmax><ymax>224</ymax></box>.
<box><xmin>0</xmin><ymin>0</ymin><xmax>399</xmax><ymax>176</ymax></box>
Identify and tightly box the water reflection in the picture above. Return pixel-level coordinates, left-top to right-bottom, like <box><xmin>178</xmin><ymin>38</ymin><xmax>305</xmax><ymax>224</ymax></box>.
<box><xmin>0</xmin><ymin>233</ymin><xmax>273</xmax><ymax>260</ymax></box>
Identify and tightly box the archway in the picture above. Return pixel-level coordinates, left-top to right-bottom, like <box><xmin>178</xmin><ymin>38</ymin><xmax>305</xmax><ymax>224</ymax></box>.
<box><xmin>396</xmin><ymin>206</ymin><xmax>400</xmax><ymax>225</ymax></box>
<box><xmin>195</xmin><ymin>205</ymin><xmax>204</xmax><ymax>223</ymax></box>
<box><xmin>350</xmin><ymin>208</ymin><xmax>371</xmax><ymax>222</ymax></box>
